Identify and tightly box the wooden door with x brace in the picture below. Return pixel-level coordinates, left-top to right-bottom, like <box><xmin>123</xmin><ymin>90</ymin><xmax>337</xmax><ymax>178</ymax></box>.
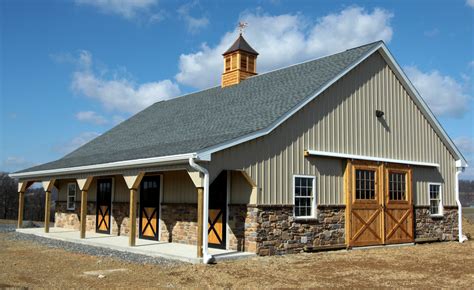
<box><xmin>96</xmin><ymin>178</ymin><xmax>112</xmax><ymax>234</ymax></box>
<box><xmin>346</xmin><ymin>161</ymin><xmax>414</xmax><ymax>247</ymax></box>
<box><xmin>139</xmin><ymin>176</ymin><xmax>160</xmax><ymax>240</ymax></box>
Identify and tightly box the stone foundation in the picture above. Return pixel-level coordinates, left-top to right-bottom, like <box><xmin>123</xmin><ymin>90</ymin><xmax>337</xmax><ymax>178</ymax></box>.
<box><xmin>254</xmin><ymin>205</ymin><xmax>345</xmax><ymax>256</ymax></box>
<box><xmin>415</xmin><ymin>207</ymin><xmax>458</xmax><ymax>241</ymax></box>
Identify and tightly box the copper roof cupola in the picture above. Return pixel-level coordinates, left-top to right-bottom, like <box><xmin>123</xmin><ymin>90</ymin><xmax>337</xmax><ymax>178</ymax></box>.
<box><xmin>221</xmin><ymin>33</ymin><xmax>259</xmax><ymax>88</ymax></box>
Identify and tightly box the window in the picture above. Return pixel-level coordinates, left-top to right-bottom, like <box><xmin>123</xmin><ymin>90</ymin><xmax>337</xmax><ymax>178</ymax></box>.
<box><xmin>67</xmin><ymin>183</ymin><xmax>77</xmax><ymax>210</ymax></box>
<box><xmin>388</xmin><ymin>172</ymin><xmax>406</xmax><ymax>201</ymax></box>
<box><xmin>429</xmin><ymin>183</ymin><xmax>442</xmax><ymax>216</ymax></box>
<box><xmin>294</xmin><ymin>176</ymin><xmax>316</xmax><ymax>218</ymax></box>
<box><xmin>355</xmin><ymin>169</ymin><xmax>376</xmax><ymax>200</ymax></box>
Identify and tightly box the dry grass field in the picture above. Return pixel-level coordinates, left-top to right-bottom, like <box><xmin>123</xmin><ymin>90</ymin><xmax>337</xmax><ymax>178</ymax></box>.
<box><xmin>1</xmin><ymin>218</ymin><xmax>473</xmax><ymax>288</ymax></box>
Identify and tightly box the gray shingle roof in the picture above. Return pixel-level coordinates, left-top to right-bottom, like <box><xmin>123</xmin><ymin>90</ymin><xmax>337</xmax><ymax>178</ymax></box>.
<box><xmin>223</xmin><ymin>34</ymin><xmax>259</xmax><ymax>55</ymax></box>
<box><xmin>17</xmin><ymin>41</ymin><xmax>381</xmax><ymax>174</ymax></box>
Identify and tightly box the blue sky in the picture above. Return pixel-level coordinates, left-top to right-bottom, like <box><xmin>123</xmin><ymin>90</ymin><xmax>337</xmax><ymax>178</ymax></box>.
<box><xmin>1</xmin><ymin>0</ymin><xmax>473</xmax><ymax>178</ymax></box>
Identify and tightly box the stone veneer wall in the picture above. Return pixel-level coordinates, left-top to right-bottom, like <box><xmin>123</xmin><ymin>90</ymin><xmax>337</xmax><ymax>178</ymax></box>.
<box><xmin>55</xmin><ymin>201</ymin><xmax>139</xmax><ymax>236</ymax></box>
<box><xmin>415</xmin><ymin>207</ymin><xmax>458</xmax><ymax>241</ymax></box>
<box><xmin>160</xmin><ymin>203</ymin><xmax>198</xmax><ymax>245</ymax></box>
<box><xmin>55</xmin><ymin>201</ymin><xmax>96</xmax><ymax>231</ymax></box>
<box><xmin>254</xmin><ymin>205</ymin><xmax>345</xmax><ymax>256</ymax></box>
<box><xmin>228</xmin><ymin>205</ymin><xmax>258</xmax><ymax>252</ymax></box>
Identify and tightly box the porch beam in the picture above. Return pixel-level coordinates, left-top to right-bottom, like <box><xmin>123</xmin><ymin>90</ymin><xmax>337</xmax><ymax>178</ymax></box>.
<box><xmin>17</xmin><ymin>181</ymin><xmax>34</xmax><ymax>229</ymax></box>
<box><xmin>77</xmin><ymin>176</ymin><xmax>93</xmax><ymax>239</ymax></box>
<box><xmin>123</xmin><ymin>172</ymin><xmax>145</xmax><ymax>247</ymax></box>
<box><xmin>41</xmin><ymin>179</ymin><xmax>56</xmax><ymax>233</ymax></box>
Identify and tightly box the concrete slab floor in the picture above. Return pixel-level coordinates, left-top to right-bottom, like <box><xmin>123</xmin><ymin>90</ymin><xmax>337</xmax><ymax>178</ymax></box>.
<box><xmin>16</xmin><ymin>227</ymin><xmax>255</xmax><ymax>264</ymax></box>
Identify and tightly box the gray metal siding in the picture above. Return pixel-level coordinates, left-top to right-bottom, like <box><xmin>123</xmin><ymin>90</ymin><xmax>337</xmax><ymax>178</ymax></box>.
<box><xmin>209</xmin><ymin>52</ymin><xmax>456</xmax><ymax>206</ymax></box>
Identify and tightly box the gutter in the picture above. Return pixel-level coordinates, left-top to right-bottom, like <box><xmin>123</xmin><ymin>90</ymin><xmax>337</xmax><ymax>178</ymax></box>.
<box><xmin>9</xmin><ymin>153</ymin><xmax>211</xmax><ymax>179</ymax></box>
<box><xmin>455</xmin><ymin>160</ymin><xmax>468</xmax><ymax>243</ymax></box>
<box><xmin>188</xmin><ymin>157</ymin><xmax>213</xmax><ymax>264</ymax></box>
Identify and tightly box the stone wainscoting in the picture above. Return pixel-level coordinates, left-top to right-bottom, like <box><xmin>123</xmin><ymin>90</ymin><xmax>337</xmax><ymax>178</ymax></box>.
<box><xmin>160</xmin><ymin>203</ymin><xmax>198</xmax><ymax>245</ymax></box>
<box><xmin>253</xmin><ymin>205</ymin><xmax>345</xmax><ymax>256</ymax></box>
<box><xmin>415</xmin><ymin>206</ymin><xmax>458</xmax><ymax>241</ymax></box>
<box><xmin>55</xmin><ymin>201</ymin><xmax>96</xmax><ymax>231</ymax></box>
<box><xmin>55</xmin><ymin>201</ymin><xmax>139</xmax><ymax>236</ymax></box>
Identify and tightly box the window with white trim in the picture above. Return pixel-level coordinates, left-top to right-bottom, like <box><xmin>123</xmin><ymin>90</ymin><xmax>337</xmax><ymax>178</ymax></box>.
<box><xmin>429</xmin><ymin>184</ymin><xmax>442</xmax><ymax>216</ymax></box>
<box><xmin>294</xmin><ymin>176</ymin><xmax>316</xmax><ymax>218</ymax></box>
<box><xmin>67</xmin><ymin>183</ymin><xmax>77</xmax><ymax>210</ymax></box>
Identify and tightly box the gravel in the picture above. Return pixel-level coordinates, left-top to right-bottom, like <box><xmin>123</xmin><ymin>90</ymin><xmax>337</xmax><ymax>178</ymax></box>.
<box><xmin>0</xmin><ymin>224</ymin><xmax>181</xmax><ymax>266</ymax></box>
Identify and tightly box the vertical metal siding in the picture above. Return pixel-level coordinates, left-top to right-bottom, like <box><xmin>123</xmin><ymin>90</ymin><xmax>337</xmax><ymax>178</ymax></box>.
<box><xmin>209</xmin><ymin>52</ymin><xmax>456</xmax><ymax>206</ymax></box>
<box><xmin>162</xmin><ymin>170</ymin><xmax>197</xmax><ymax>203</ymax></box>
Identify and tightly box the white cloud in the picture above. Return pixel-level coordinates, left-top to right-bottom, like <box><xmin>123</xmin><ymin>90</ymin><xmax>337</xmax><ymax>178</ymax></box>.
<box><xmin>177</xmin><ymin>1</ymin><xmax>209</xmax><ymax>33</ymax></box>
<box><xmin>75</xmin><ymin>0</ymin><xmax>158</xmax><ymax>19</ymax></box>
<box><xmin>176</xmin><ymin>7</ymin><xmax>393</xmax><ymax>89</ymax></box>
<box><xmin>70</xmin><ymin>50</ymin><xmax>181</xmax><ymax>113</ymax></box>
<box><xmin>56</xmin><ymin>132</ymin><xmax>101</xmax><ymax>155</ymax></box>
<box><xmin>404</xmin><ymin>66</ymin><xmax>471</xmax><ymax>117</ymax></box>
<box><xmin>76</xmin><ymin>111</ymin><xmax>108</xmax><ymax>125</ymax></box>
<box><xmin>469</xmin><ymin>60</ymin><xmax>474</xmax><ymax>68</ymax></box>
<box><xmin>467</xmin><ymin>0</ymin><xmax>474</xmax><ymax>8</ymax></box>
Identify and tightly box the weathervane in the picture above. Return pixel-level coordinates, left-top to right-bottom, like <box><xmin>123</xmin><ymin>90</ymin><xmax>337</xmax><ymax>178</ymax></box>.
<box><xmin>238</xmin><ymin>21</ymin><xmax>248</xmax><ymax>35</ymax></box>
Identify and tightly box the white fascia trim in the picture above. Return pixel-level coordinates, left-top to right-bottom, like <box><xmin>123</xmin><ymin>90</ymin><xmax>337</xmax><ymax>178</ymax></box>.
<box><xmin>377</xmin><ymin>45</ymin><xmax>468</xmax><ymax>167</ymax></box>
<box><xmin>198</xmin><ymin>43</ymin><xmax>384</xmax><ymax>158</ymax></box>
<box><xmin>198</xmin><ymin>43</ymin><xmax>467</xmax><ymax>168</ymax></box>
<box><xmin>306</xmin><ymin>150</ymin><xmax>439</xmax><ymax>168</ymax></box>
<box><xmin>9</xmin><ymin>152</ymin><xmax>207</xmax><ymax>179</ymax></box>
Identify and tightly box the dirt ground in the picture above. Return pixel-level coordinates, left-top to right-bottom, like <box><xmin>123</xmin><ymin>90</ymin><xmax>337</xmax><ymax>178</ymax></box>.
<box><xmin>1</xmin><ymin>219</ymin><xmax>473</xmax><ymax>288</ymax></box>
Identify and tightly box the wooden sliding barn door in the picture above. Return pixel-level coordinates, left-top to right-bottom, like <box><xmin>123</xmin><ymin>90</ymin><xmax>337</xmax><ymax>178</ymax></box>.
<box><xmin>347</xmin><ymin>161</ymin><xmax>384</xmax><ymax>247</ymax></box>
<box><xmin>383</xmin><ymin>166</ymin><xmax>414</xmax><ymax>244</ymax></box>
<box><xmin>346</xmin><ymin>161</ymin><xmax>414</xmax><ymax>247</ymax></box>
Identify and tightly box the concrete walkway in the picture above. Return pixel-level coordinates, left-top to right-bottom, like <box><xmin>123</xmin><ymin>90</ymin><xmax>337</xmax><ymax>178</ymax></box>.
<box><xmin>16</xmin><ymin>227</ymin><xmax>255</xmax><ymax>263</ymax></box>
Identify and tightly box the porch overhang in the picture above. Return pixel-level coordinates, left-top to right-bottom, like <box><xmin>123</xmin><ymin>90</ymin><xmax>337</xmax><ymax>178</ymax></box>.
<box><xmin>9</xmin><ymin>152</ymin><xmax>211</xmax><ymax>179</ymax></box>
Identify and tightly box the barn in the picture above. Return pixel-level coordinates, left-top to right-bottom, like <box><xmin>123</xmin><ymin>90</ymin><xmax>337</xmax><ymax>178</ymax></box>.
<box><xmin>11</xmin><ymin>35</ymin><xmax>468</xmax><ymax>262</ymax></box>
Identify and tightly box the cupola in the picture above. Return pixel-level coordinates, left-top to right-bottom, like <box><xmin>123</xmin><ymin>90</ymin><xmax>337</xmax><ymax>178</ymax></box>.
<box><xmin>221</xmin><ymin>33</ymin><xmax>259</xmax><ymax>88</ymax></box>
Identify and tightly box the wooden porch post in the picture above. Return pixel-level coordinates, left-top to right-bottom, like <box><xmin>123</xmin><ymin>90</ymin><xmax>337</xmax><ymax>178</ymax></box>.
<box><xmin>80</xmin><ymin>190</ymin><xmax>88</xmax><ymax>239</ymax></box>
<box><xmin>17</xmin><ymin>181</ymin><xmax>33</xmax><ymax>229</ymax></box>
<box><xmin>123</xmin><ymin>172</ymin><xmax>145</xmax><ymax>247</ymax></box>
<box><xmin>197</xmin><ymin>187</ymin><xmax>204</xmax><ymax>258</ymax></box>
<box><xmin>187</xmin><ymin>171</ymin><xmax>205</xmax><ymax>258</ymax></box>
<box><xmin>42</xmin><ymin>179</ymin><xmax>56</xmax><ymax>233</ymax></box>
<box><xmin>129</xmin><ymin>188</ymin><xmax>137</xmax><ymax>246</ymax></box>
<box><xmin>77</xmin><ymin>177</ymin><xmax>94</xmax><ymax>239</ymax></box>
<box><xmin>18</xmin><ymin>191</ymin><xmax>25</xmax><ymax>228</ymax></box>
<box><xmin>44</xmin><ymin>190</ymin><xmax>51</xmax><ymax>232</ymax></box>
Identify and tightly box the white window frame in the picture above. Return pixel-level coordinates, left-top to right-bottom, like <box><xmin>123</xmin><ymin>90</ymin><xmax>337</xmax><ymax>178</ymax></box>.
<box><xmin>428</xmin><ymin>183</ymin><xmax>443</xmax><ymax>217</ymax></box>
<box><xmin>67</xmin><ymin>182</ymin><xmax>77</xmax><ymax>210</ymax></box>
<box><xmin>293</xmin><ymin>175</ymin><xmax>317</xmax><ymax>219</ymax></box>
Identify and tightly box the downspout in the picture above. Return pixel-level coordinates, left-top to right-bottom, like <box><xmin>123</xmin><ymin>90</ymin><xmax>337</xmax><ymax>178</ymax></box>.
<box><xmin>455</xmin><ymin>161</ymin><xmax>468</xmax><ymax>243</ymax></box>
<box><xmin>189</xmin><ymin>157</ymin><xmax>213</xmax><ymax>264</ymax></box>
